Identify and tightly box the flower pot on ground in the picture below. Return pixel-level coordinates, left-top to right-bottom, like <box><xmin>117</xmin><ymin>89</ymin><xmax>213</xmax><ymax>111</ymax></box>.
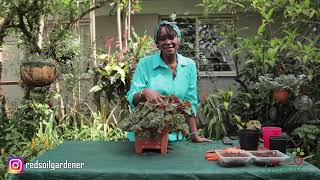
<box><xmin>255</xmin><ymin>74</ymin><xmax>299</xmax><ymax>104</ymax></box>
<box><xmin>272</xmin><ymin>89</ymin><xmax>289</xmax><ymax>103</ymax></box>
<box><xmin>20</xmin><ymin>61</ymin><xmax>57</xmax><ymax>87</ymax></box>
<box><xmin>119</xmin><ymin>96</ymin><xmax>191</xmax><ymax>154</ymax></box>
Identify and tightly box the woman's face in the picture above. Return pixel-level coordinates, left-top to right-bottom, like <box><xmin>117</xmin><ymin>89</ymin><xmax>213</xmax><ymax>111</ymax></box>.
<box><xmin>157</xmin><ymin>26</ymin><xmax>179</xmax><ymax>56</ymax></box>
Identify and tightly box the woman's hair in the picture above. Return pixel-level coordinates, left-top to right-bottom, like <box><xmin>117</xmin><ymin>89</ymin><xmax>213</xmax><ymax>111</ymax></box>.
<box><xmin>154</xmin><ymin>20</ymin><xmax>181</xmax><ymax>44</ymax></box>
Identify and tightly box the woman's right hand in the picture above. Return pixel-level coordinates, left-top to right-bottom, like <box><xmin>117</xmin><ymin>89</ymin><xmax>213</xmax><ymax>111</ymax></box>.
<box><xmin>141</xmin><ymin>89</ymin><xmax>165</xmax><ymax>104</ymax></box>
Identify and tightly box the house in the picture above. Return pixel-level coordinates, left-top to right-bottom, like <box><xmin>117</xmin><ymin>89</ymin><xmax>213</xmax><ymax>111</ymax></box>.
<box><xmin>1</xmin><ymin>0</ymin><xmax>261</xmax><ymax>110</ymax></box>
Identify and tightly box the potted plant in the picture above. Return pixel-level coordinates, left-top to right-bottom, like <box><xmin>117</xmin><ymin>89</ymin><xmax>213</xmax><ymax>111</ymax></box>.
<box><xmin>256</xmin><ymin>74</ymin><xmax>299</xmax><ymax>103</ymax></box>
<box><xmin>201</xmin><ymin>89</ymin><xmax>251</xmax><ymax>139</ymax></box>
<box><xmin>6</xmin><ymin>0</ymin><xmax>58</xmax><ymax>87</ymax></box>
<box><xmin>119</xmin><ymin>95</ymin><xmax>191</xmax><ymax>154</ymax></box>
<box><xmin>20</xmin><ymin>54</ymin><xmax>56</xmax><ymax>87</ymax></box>
<box><xmin>90</xmin><ymin>33</ymin><xmax>156</xmax><ymax>112</ymax></box>
<box><xmin>271</xmin><ymin>74</ymin><xmax>299</xmax><ymax>103</ymax></box>
<box><xmin>239</xmin><ymin>120</ymin><xmax>261</xmax><ymax>150</ymax></box>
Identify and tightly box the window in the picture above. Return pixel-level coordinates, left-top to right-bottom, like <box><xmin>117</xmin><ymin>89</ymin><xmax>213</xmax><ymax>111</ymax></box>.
<box><xmin>161</xmin><ymin>16</ymin><xmax>237</xmax><ymax>76</ymax></box>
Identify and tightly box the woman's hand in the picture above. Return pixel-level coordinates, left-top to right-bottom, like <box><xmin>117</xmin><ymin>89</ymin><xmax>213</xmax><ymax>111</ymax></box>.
<box><xmin>141</xmin><ymin>88</ymin><xmax>165</xmax><ymax>104</ymax></box>
<box><xmin>191</xmin><ymin>134</ymin><xmax>212</xmax><ymax>143</ymax></box>
<box><xmin>185</xmin><ymin>116</ymin><xmax>212</xmax><ymax>143</ymax></box>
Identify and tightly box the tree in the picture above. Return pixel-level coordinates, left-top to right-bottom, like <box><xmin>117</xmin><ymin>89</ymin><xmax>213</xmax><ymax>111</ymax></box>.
<box><xmin>0</xmin><ymin>0</ymin><xmax>111</xmax><ymax>58</ymax></box>
<box><xmin>198</xmin><ymin>0</ymin><xmax>320</xmax><ymax>81</ymax></box>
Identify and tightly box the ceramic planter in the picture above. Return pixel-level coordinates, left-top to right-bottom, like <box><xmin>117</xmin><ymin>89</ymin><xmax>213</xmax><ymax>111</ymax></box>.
<box><xmin>134</xmin><ymin>129</ymin><xmax>169</xmax><ymax>155</ymax></box>
<box><xmin>272</xmin><ymin>89</ymin><xmax>289</xmax><ymax>103</ymax></box>
<box><xmin>20</xmin><ymin>61</ymin><xmax>56</xmax><ymax>87</ymax></box>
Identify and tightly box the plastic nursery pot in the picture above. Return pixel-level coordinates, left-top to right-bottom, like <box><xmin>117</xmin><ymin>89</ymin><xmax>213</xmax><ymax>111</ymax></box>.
<box><xmin>269</xmin><ymin>136</ymin><xmax>287</xmax><ymax>154</ymax></box>
<box><xmin>262</xmin><ymin>127</ymin><xmax>282</xmax><ymax>149</ymax></box>
<box><xmin>239</xmin><ymin>129</ymin><xmax>260</xmax><ymax>150</ymax></box>
<box><xmin>272</xmin><ymin>89</ymin><xmax>289</xmax><ymax>103</ymax></box>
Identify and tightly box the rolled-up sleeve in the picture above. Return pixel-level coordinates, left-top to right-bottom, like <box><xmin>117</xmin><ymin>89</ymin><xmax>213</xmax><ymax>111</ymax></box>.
<box><xmin>126</xmin><ymin>60</ymin><xmax>147</xmax><ymax>107</ymax></box>
<box><xmin>184</xmin><ymin>61</ymin><xmax>198</xmax><ymax>115</ymax></box>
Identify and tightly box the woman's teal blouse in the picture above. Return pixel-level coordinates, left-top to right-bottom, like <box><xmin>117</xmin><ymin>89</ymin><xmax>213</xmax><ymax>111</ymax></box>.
<box><xmin>126</xmin><ymin>52</ymin><xmax>198</xmax><ymax>114</ymax></box>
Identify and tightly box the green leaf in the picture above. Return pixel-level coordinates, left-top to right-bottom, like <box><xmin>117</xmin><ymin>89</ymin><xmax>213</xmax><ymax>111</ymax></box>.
<box><xmin>218</xmin><ymin>4</ymin><xmax>227</xmax><ymax>12</ymax></box>
<box><xmin>97</xmin><ymin>54</ymin><xmax>108</xmax><ymax>60</ymax></box>
<box><xmin>217</xmin><ymin>40</ymin><xmax>225</xmax><ymax>47</ymax></box>
<box><xmin>231</xmin><ymin>2</ymin><xmax>244</xmax><ymax>9</ymax></box>
<box><xmin>223</xmin><ymin>102</ymin><xmax>230</xmax><ymax>111</ymax></box>
<box><xmin>115</xmin><ymin>66</ymin><xmax>126</xmax><ymax>84</ymax></box>
<box><xmin>296</xmin><ymin>131</ymin><xmax>304</xmax><ymax>138</ymax></box>
<box><xmin>245</xmin><ymin>59</ymin><xmax>255</xmax><ymax>65</ymax></box>
<box><xmin>267</xmin><ymin>8</ymin><xmax>274</xmax><ymax>20</ymax></box>
<box><xmin>244</xmin><ymin>103</ymin><xmax>250</xmax><ymax>108</ymax></box>
<box><xmin>297</xmin><ymin>147</ymin><xmax>301</xmax><ymax>152</ymax></box>
<box><xmin>307</xmin><ymin>134</ymin><xmax>316</xmax><ymax>140</ymax></box>
<box><xmin>309</xmin><ymin>9</ymin><xmax>317</xmax><ymax>18</ymax></box>
<box><xmin>89</xmin><ymin>85</ymin><xmax>103</xmax><ymax>92</ymax></box>
<box><xmin>258</xmin><ymin>23</ymin><xmax>266</xmax><ymax>35</ymax></box>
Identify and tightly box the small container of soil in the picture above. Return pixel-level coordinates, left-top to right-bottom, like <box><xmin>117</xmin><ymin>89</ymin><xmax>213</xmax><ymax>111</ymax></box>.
<box><xmin>215</xmin><ymin>149</ymin><xmax>253</xmax><ymax>167</ymax></box>
<box><xmin>249</xmin><ymin>150</ymin><xmax>290</xmax><ymax>166</ymax></box>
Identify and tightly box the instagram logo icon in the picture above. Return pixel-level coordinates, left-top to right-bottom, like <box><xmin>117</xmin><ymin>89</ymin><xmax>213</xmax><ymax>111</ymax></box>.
<box><xmin>8</xmin><ymin>156</ymin><xmax>24</xmax><ymax>174</ymax></box>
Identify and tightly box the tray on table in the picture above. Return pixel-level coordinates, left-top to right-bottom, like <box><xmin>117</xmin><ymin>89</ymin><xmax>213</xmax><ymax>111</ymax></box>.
<box><xmin>215</xmin><ymin>149</ymin><xmax>253</xmax><ymax>167</ymax></box>
<box><xmin>248</xmin><ymin>150</ymin><xmax>290</xmax><ymax>166</ymax></box>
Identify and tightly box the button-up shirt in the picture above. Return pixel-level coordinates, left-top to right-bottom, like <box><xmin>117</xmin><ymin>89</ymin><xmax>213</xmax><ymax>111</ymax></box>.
<box><xmin>126</xmin><ymin>52</ymin><xmax>198</xmax><ymax>114</ymax></box>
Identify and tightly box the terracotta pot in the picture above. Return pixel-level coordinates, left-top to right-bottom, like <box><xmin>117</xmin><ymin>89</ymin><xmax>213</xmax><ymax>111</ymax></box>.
<box><xmin>272</xmin><ymin>89</ymin><xmax>289</xmax><ymax>103</ymax></box>
<box><xmin>20</xmin><ymin>61</ymin><xmax>56</xmax><ymax>87</ymax></box>
<box><xmin>134</xmin><ymin>129</ymin><xmax>169</xmax><ymax>155</ymax></box>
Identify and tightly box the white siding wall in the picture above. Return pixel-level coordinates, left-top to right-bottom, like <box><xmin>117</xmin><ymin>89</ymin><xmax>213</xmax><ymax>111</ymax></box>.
<box><xmin>1</xmin><ymin>0</ymin><xmax>262</xmax><ymax>110</ymax></box>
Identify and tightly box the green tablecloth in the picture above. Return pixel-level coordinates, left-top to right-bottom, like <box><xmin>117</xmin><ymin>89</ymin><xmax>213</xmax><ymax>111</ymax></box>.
<box><xmin>10</xmin><ymin>141</ymin><xmax>320</xmax><ymax>180</ymax></box>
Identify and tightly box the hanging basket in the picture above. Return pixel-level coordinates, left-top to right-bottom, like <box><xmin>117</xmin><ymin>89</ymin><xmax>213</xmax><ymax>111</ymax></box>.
<box><xmin>134</xmin><ymin>129</ymin><xmax>169</xmax><ymax>155</ymax></box>
<box><xmin>272</xmin><ymin>89</ymin><xmax>289</xmax><ymax>103</ymax></box>
<box><xmin>20</xmin><ymin>61</ymin><xmax>57</xmax><ymax>87</ymax></box>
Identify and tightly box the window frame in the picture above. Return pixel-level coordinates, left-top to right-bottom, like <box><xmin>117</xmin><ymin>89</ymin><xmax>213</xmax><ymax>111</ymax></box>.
<box><xmin>160</xmin><ymin>15</ymin><xmax>238</xmax><ymax>77</ymax></box>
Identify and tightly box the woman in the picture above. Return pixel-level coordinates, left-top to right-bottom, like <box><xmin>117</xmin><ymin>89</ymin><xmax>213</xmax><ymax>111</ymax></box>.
<box><xmin>127</xmin><ymin>20</ymin><xmax>210</xmax><ymax>143</ymax></box>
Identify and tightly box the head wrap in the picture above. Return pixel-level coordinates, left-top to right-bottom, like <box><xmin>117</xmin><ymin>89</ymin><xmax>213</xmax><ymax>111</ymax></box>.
<box><xmin>154</xmin><ymin>20</ymin><xmax>181</xmax><ymax>44</ymax></box>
